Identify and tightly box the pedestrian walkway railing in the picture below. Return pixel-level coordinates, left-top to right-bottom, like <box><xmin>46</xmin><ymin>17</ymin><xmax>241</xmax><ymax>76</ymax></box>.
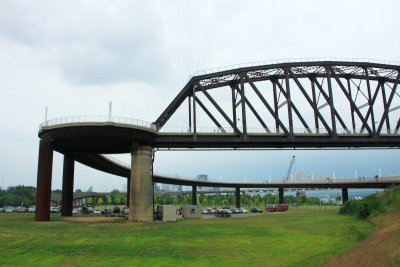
<box><xmin>40</xmin><ymin>115</ymin><xmax>156</xmax><ymax>130</ymax></box>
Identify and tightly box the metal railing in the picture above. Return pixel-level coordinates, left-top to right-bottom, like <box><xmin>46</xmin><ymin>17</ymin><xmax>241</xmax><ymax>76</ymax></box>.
<box><xmin>158</xmin><ymin>127</ymin><xmax>398</xmax><ymax>135</ymax></box>
<box><xmin>277</xmin><ymin>175</ymin><xmax>400</xmax><ymax>184</ymax></box>
<box><xmin>190</xmin><ymin>57</ymin><xmax>400</xmax><ymax>78</ymax></box>
<box><xmin>40</xmin><ymin>115</ymin><xmax>156</xmax><ymax>130</ymax></box>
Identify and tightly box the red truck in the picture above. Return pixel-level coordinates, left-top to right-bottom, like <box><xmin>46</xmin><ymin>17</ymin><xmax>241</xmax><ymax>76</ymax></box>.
<box><xmin>265</xmin><ymin>204</ymin><xmax>289</xmax><ymax>212</ymax></box>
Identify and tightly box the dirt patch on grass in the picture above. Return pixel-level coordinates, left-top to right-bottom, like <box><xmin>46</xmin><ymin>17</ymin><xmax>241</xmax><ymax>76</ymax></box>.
<box><xmin>322</xmin><ymin>211</ymin><xmax>400</xmax><ymax>267</ymax></box>
<box><xmin>62</xmin><ymin>217</ymin><xmax>125</xmax><ymax>222</ymax></box>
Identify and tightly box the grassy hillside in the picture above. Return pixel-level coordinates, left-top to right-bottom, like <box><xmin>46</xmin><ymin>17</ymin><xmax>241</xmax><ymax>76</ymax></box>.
<box><xmin>340</xmin><ymin>186</ymin><xmax>400</xmax><ymax>218</ymax></box>
<box><xmin>0</xmin><ymin>206</ymin><xmax>374</xmax><ymax>267</ymax></box>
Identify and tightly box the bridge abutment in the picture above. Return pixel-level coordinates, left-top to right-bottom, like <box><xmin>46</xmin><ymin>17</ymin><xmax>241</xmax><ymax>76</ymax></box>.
<box><xmin>35</xmin><ymin>139</ymin><xmax>54</xmax><ymax>221</ymax></box>
<box><xmin>128</xmin><ymin>146</ymin><xmax>154</xmax><ymax>222</ymax></box>
<box><xmin>61</xmin><ymin>154</ymin><xmax>74</xmax><ymax>216</ymax></box>
<box><xmin>342</xmin><ymin>188</ymin><xmax>349</xmax><ymax>204</ymax></box>
<box><xmin>278</xmin><ymin>187</ymin><xmax>284</xmax><ymax>204</ymax></box>
<box><xmin>235</xmin><ymin>187</ymin><xmax>241</xmax><ymax>208</ymax></box>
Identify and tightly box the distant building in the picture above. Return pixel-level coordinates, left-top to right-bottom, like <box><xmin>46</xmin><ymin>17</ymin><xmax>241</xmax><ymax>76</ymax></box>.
<box><xmin>161</xmin><ymin>183</ymin><xmax>172</xmax><ymax>191</ymax></box>
<box><xmin>196</xmin><ymin>174</ymin><xmax>208</xmax><ymax>182</ymax></box>
<box><xmin>196</xmin><ymin>174</ymin><xmax>210</xmax><ymax>191</ymax></box>
<box><xmin>154</xmin><ymin>183</ymin><xmax>161</xmax><ymax>192</ymax></box>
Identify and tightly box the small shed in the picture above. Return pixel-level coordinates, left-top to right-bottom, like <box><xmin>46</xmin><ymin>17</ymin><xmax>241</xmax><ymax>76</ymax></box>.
<box><xmin>157</xmin><ymin>205</ymin><xmax>177</xmax><ymax>222</ymax></box>
<box><xmin>182</xmin><ymin>205</ymin><xmax>201</xmax><ymax>218</ymax></box>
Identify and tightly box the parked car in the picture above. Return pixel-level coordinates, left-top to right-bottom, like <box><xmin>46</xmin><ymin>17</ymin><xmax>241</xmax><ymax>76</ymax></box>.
<box><xmin>207</xmin><ymin>208</ymin><xmax>216</xmax><ymax>214</ymax></box>
<box><xmin>113</xmin><ymin>207</ymin><xmax>120</xmax><ymax>214</ymax></box>
<box><xmin>230</xmin><ymin>208</ymin><xmax>241</xmax><ymax>214</ymax></box>
<box><xmin>101</xmin><ymin>208</ymin><xmax>112</xmax><ymax>215</ymax></box>
<box><xmin>16</xmin><ymin>206</ymin><xmax>28</xmax><ymax>213</ymax></box>
<box><xmin>50</xmin><ymin>206</ymin><xmax>61</xmax><ymax>213</ymax></box>
<box><xmin>251</xmin><ymin>208</ymin><xmax>263</xmax><ymax>213</ymax></box>
<box><xmin>0</xmin><ymin>207</ymin><xmax>5</xmax><ymax>213</ymax></box>
<box><xmin>237</xmin><ymin>208</ymin><xmax>248</xmax><ymax>213</ymax></box>
<box><xmin>217</xmin><ymin>208</ymin><xmax>232</xmax><ymax>214</ymax></box>
<box><xmin>201</xmin><ymin>209</ymin><xmax>208</xmax><ymax>214</ymax></box>
<box><xmin>4</xmin><ymin>206</ymin><xmax>16</xmax><ymax>213</ymax></box>
<box><xmin>28</xmin><ymin>206</ymin><xmax>36</xmax><ymax>213</ymax></box>
<box><xmin>72</xmin><ymin>208</ymin><xmax>80</xmax><ymax>214</ymax></box>
<box><xmin>265</xmin><ymin>204</ymin><xmax>289</xmax><ymax>212</ymax></box>
<box><xmin>93</xmin><ymin>209</ymin><xmax>101</xmax><ymax>214</ymax></box>
<box><xmin>123</xmin><ymin>207</ymin><xmax>129</xmax><ymax>214</ymax></box>
<box><xmin>215</xmin><ymin>208</ymin><xmax>232</xmax><ymax>217</ymax></box>
<box><xmin>81</xmin><ymin>207</ymin><xmax>93</xmax><ymax>214</ymax></box>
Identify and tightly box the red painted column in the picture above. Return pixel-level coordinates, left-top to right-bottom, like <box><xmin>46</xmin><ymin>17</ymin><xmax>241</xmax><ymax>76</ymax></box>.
<box><xmin>61</xmin><ymin>154</ymin><xmax>74</xmax><ymax>216</ymax></box>
<box><xmin>35</xmin><ymin>139</ymin><xmax>54</xmax><ymax>221</ymax></box>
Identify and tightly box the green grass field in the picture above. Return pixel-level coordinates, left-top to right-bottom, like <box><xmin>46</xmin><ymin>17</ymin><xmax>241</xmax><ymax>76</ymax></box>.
<box><xmin>0</xmin><ymin>206</ymin><xmax>374</xmax><ymax>267</ymax></box>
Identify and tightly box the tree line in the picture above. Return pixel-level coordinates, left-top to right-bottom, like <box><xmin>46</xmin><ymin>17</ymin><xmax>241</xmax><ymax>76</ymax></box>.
<box><xmin>1</xmin><ymin>186</ymin><xmax>333</xmax><ymax>208</ymax></box>
<box><xmin>154</xmin><ymin>192</ymin><xmax>327</xmax><ymax>208</ymax></box>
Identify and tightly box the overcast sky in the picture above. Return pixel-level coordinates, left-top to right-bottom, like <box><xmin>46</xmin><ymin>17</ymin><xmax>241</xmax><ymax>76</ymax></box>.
<box><xmin>1</xmin><ymin>1</ymin><xmax>399</xmax><ymax>192</ymax></box>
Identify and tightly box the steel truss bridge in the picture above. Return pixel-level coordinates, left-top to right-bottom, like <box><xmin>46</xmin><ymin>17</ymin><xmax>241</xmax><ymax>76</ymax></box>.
<box><xmin>35</xmin><ymin>60</ymin><xmax>400</xmax><ymax>221</ymax></box>
<box><xmin>154</xmin><ymin>61</ymin><xmax>400</xmax><ymax>148</ymax></box>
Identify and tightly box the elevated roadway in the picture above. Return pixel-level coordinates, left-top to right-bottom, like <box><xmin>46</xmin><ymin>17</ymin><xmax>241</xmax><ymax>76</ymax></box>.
<box><xmin>35</xmin><ymin>60</ymin><xmax>400</xmax><ymax>221</ymax></box>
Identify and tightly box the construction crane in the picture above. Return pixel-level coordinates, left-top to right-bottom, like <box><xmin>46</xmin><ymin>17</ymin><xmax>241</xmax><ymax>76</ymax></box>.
<box><xmin>285</xmin><ymin>156</ymin><xmax>296</xmax><ymax>182</ymax></box>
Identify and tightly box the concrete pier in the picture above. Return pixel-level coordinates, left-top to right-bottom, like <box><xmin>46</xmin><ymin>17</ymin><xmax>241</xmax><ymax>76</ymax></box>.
<box><xmin>278</xmin><ymin>187</ymin><xmax>284</xmax><ymax>204</ymax></box>
<box><xmin>127</xmin><ymin>177</ymin><xmax>131</xmax><ymax>207</ymax></box>
<box><xmin>129</xmin><ymin>146</ymin><xmax>153</xmax><ymax>221</ymax></box>
<box><xmin>235</xmin><ymin>187</ymin><xmax>241</xmax><ymax>208</ymax></box>
<box><xmin>342</xmin><ymin>188</ymin><xmax>349</xmax><ymax>204</ymax></box>
<box><xmin>61</xmin><ymin>154</ymin><xmax>74</xmax><ymax>216</ymax></box>
<box><xmin>192</xmin><ymin>186</ymin><xmax>197</xmax><ymax>205</ymax></box>
<box><xmin>35</xmin><ymin>139</ymin><xmax>53</xmax><ymax>221</ymax></box>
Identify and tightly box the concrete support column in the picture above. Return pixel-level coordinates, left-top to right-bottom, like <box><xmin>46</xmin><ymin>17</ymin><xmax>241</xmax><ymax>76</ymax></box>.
<box><xmin>35</xmin><ymin>139</ymin><xmax>54</xmax><ymax>221</ymax></box>
<box><xmin>61</xmin><ymin>154</ymin><xmax>74</xmax><ymax>216</ymax></box>
<box><xmin>342</xmin><ymin>188</ymin><xmax>349</xmax><ymax>204</ymax></box>
<box><xmin>235</xmin><ymin>187</ymin><xmax>241</xmax><ymax>208</ymax></box>
<box><xmin>192</xmin><ymin>186</ymin><xmax>197</xmax><ymax>205</ymax></box>
<box><xmin>126</xmin><ymin>178</ymin><xmax>131</xmax><ymax>207</ymax></box>
<box><xmin>278</xmin><ymin>187</ymin><xmax>284</xmax><ymax>204</ymax></box>
<box><xmin>129</xmin><ymin>146</ymin><xmax>153</xmax><ymax>221</ymax></box>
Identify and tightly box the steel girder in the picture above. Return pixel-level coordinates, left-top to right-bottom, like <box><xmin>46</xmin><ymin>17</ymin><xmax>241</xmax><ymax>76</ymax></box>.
<box><xmin>154</xmin><ymin>61</ymin><xmax>400</xmax><ymax>142</ymax></box>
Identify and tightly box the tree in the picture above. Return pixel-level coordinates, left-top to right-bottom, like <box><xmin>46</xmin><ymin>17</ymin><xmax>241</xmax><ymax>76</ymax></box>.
<box><xmin>110</xmin><ymin>189</ymin><xmax>121</xmax><ymax>206</ymax></box>
<box><xmin>4</xmin><ymin>185</ymin><xmax>36</xmax><ymax>206</ymax></box>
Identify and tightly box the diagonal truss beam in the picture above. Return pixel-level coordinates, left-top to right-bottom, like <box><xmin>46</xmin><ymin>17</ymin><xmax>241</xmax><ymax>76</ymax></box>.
<box><xmin>275</xmin><ymin>74</ymin><xmax>312</xmax><ymax>133</ymax></box>
<box><xmin>377</xmin><ymin>71</ymin><xmax>400</xmax><ymax>134</ymax></box>
<box><xmin>230</xmin><ymin>83</ymin><xmax>271</xmax><ymax>133</ymax></box>
<box><xmin>197</xmin><ymin>82</ymin><xmax>242</xmax><ymax>135</ymax></box>
<box><xmin>312</xmin><ymin>77</ymin><xmax>349</xmax><ymax>132</ymax></box>
<box><xmin>194</xmin><ymin>97</ymin><xmax>225</xmax><ymax>132</ymax></box>
<box><xmin>327</xmin><ymin>66</ymin><xmax>373</xmax><ymax>135</ymax></box>
<box><xmin>287</xmin><ymin>70</ymin><xmax>333</xmax><ymax>135</ymax></box>
<box><xmin>244</xmin><ymin>74</ymin><xmax>290</xmax><ymax>135</ymax></box>
<box><xmin>360</xmin><ymin>82</ymin><xmax>381</xmax><ymax>133</ymax></box>
<box><xmin>364</xmin><ymin>68</ymin><xmax>377</xmax><ymax>134</ymax></box>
